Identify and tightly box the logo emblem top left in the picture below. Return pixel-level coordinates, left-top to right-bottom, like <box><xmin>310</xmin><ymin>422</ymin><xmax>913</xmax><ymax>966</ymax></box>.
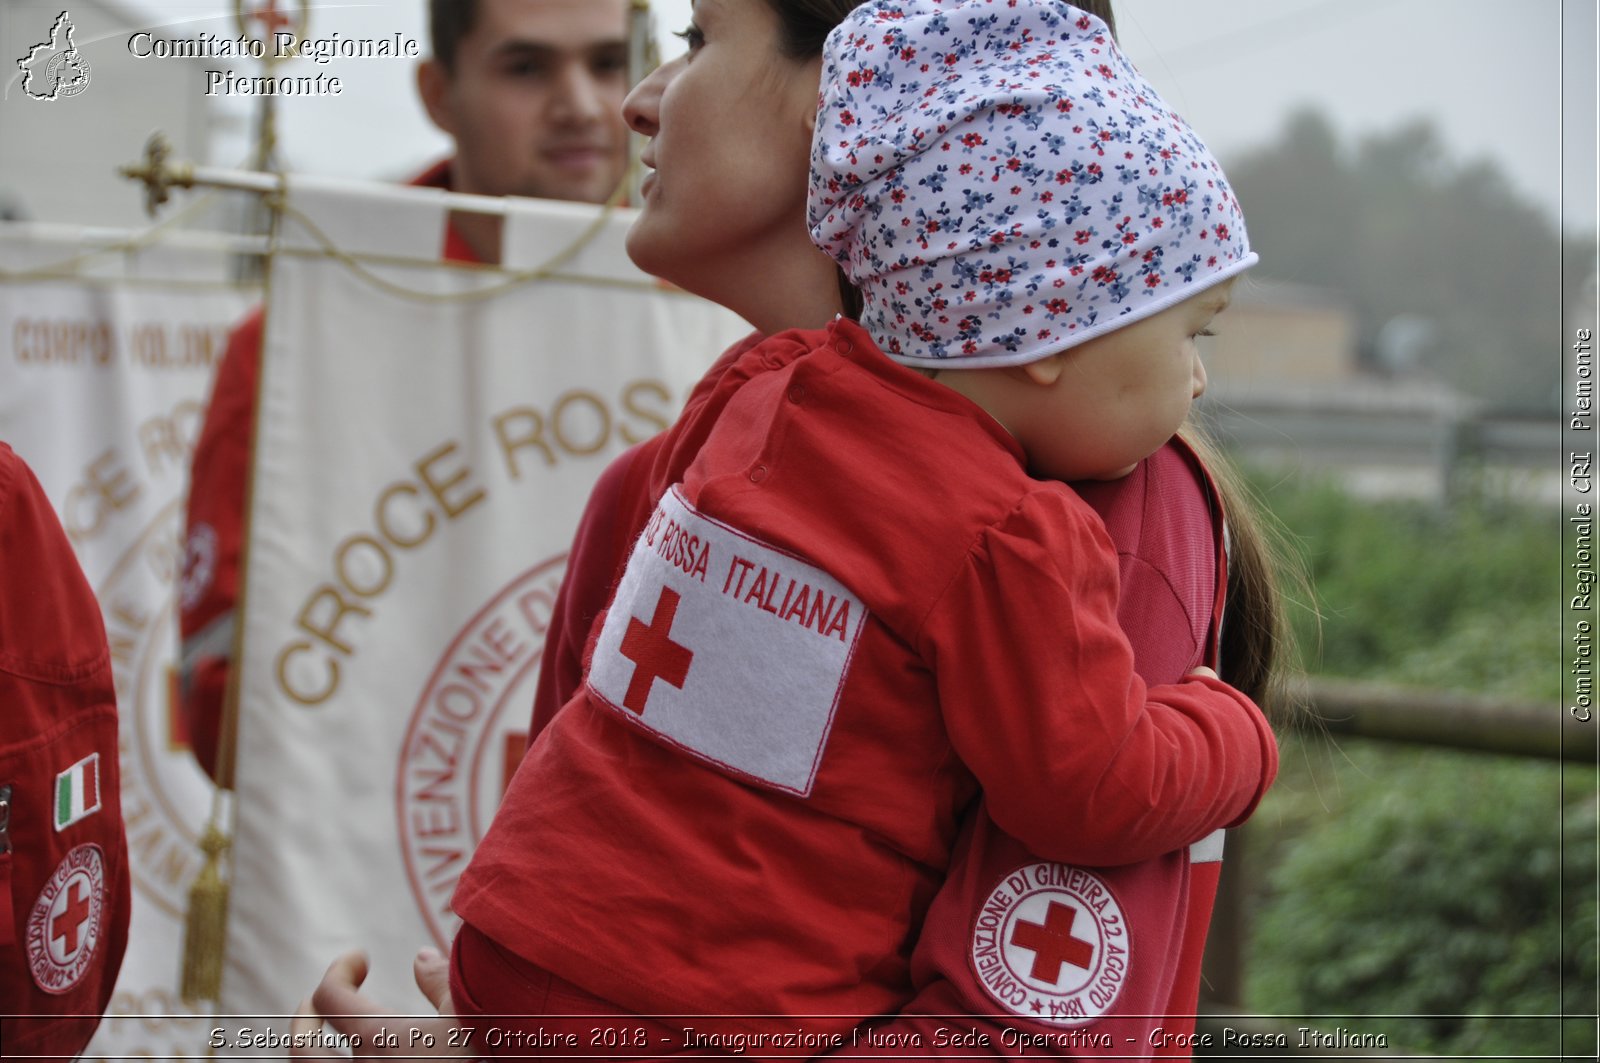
<box><xmin>17</xmin><ymin>12</ymin><xmax>92</xmax><ymax>101</ymax></box>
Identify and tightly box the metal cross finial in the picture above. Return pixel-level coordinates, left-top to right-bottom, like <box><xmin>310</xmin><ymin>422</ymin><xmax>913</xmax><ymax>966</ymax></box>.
<box><xmin>118</xmin><ymin>132</ymin><xmax>195</xmax><ymax>218</ymax></box>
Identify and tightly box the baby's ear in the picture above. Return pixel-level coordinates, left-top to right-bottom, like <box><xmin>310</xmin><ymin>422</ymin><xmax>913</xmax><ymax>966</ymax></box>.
<box><xmin>1019</xmin><ymin>353</ymin><xmax>1067</xmax><ymax>387</ymax></box>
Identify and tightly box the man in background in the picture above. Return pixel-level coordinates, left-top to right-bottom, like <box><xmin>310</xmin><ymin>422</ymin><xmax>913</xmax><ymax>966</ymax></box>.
<box><xmin>178</xmin><ymin>0</ymin><xmax>632</xmax><ymax>780</ymax></box>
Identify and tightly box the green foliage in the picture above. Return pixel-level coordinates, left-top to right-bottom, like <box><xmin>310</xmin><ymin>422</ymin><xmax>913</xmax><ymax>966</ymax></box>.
<box><xmin>1246</xmin><ymin>743</ymin><xmax>1596</xmax><ymax>1058</ymax></box>
<box><xmin>1237</xmin><ymin>474</ymin><xmax>1594</xmax><ymax>1058</ymax></box>
<box><xmin>1258</xmin><ymin>472</ymin><xmax>1560</xmax><ymax>698</ymax></box>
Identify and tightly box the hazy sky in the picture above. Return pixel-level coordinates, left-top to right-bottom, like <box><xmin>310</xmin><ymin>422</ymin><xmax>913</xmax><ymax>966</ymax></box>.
<box><xmin>119</xmin><ymin>0</ymin><xmax>1598</xmax><ymax>233</ymax></box>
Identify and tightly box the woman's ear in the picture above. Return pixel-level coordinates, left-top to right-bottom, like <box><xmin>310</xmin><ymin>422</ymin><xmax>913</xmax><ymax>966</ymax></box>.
<box><xmin>1019</xmin><ymin>353</ymin><xmax>1067</xmax><ymax>387</ymax></box>
<box><xmin>800</xmin><ymin>57</ymin><xmax>824</xmax><ymax>134</ymax></box>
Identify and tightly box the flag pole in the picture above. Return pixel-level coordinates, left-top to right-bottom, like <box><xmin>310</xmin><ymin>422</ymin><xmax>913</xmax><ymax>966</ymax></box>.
<box><xmin>175</xmin><ymin>0</ymin><xmax>308</xmax><ymax>1011</ymax></box>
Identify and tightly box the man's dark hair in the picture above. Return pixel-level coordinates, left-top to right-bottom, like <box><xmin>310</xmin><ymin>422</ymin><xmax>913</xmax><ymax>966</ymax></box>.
<box><xmin>429</xmin><ymin>0</ymin><xmax>480</xmax><ymax>72</ymax></box>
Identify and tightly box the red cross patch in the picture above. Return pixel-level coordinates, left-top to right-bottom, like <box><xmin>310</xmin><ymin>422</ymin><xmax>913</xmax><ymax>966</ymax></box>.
<box><xmin>970</xmin><ymin>862</ymin><xmax>1129</xmax><ymax>1026</ymax></box>
<box><xmin>619</xmin><ymin>586</ymin><xmax>694</xmax><ymax>713</ymax></box>
<box><xmin>26</xmin><ymin>844</ymin><xmax>106</xmax><ymax>995</ymax></box>
<box><xmin>588</xmin><ymin>487</ymin><xmax>866</xmax><ymax>796</ymax></box>
<box><xmin>1011</xmin><ymin>900</ymin><xmax>1096</xmax><ymax>983</ymax></box>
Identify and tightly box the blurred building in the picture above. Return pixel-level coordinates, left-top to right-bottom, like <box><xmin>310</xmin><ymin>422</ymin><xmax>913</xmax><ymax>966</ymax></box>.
<box><xmin>1</xmin><ymin>0</ymin><xmax>229</xmax><ymax>228</ymax></box>
<box><xmin>1204</xmin><ymin>279</ymin><xmax>1359</xmax><ymax>394</ymax></box>
<box><xmin>1197</xmin><ymin>279</ymin><xmax>1557</xmax><ymax>502</ymax></box>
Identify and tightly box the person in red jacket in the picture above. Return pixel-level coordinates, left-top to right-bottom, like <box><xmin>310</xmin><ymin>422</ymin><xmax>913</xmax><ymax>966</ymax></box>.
<box><xmin>177</xmin><ymin>0</ymin><xmax>634</xmax><ymax>781</ymax></box>
<box><xmin>0</xmin><ymin>442</ymin><xmax>132</xmax><ymax>1061</ymax></box>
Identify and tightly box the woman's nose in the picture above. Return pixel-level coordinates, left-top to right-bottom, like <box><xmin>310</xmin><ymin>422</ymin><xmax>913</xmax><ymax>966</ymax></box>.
<box><xmin>623</xmin><ymin>57</ymin><xmax>681</xmax><ymax>136</ymax></box>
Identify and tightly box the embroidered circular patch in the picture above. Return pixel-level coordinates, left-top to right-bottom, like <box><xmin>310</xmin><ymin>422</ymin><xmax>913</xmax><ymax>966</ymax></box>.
<box><xmin>398</xmin><ymin>557</ymin><xmax>565</xmax><ymax>950</ymax></box>
<box><xmin>179</xmin><ymin>522</ymin><xmax>218</xmax><ymax>613</ymax></box>
<box><xmin>970</xmin><ymin>862</ymin><xmax>1129</xmax><ymax>1026</ymax></box>
<box><xmin>26</xmin><ymin>844</ymin><xmax>106</xmax><ymax>994</ymax></box>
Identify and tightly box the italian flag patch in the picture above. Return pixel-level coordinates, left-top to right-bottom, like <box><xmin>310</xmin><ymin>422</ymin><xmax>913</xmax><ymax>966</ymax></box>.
<box><xmin>54</xmin><ymin>753</ymin><xmax>101</xmax><ymax>831</ymax></box>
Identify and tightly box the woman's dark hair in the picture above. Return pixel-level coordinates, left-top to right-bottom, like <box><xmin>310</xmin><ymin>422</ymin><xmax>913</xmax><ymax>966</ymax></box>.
<box><xmin>764</xmin><ymin>0</ymin><xmax>1117</xmax><ymax>57</ymax></box>
<box><xmin>763</xmin><ymin>0</ymin><xmax>872</xmax><ymax>59</ymax></box>
<box><xmin>1178</xmin><ymin>423</ymin><xmax>1309</xmax><ymax>720</ymax></box>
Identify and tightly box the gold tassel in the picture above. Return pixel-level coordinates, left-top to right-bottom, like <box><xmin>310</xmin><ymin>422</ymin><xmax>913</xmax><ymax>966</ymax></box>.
<box><xmin>184</xmin><ymin>592</ymin><xmax>241</xmax><ymax>1007</ymax></box>
<box><xmin>180</xmin><ymin>822</ymin><xmax>231</xmax><ymax>1004</ymax></box>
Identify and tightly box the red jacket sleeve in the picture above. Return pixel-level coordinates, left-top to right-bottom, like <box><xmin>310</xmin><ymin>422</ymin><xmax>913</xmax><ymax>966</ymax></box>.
<box><xmin>927</xmin><ymin>488</ymin><xmax>1277</xmax><ymax>867</ymax></box>
<box><xmin>529</xmin><ymin>441</ymin><xmax>663</xmax><ymax>740</ymax></box>
<box><xmin>527</xmin><ymin>330</ymin><xmax>777</xmax><ymax>742</ymax></box>
<box><xmin>177</xmin><ymin>308</ymin><xmax>263</xmax><ymax>783</ymax></box>
<box><xmin>0</xmin><ymin>443</ymin><xmax>131</xmax><ymax>1058</ymax></box>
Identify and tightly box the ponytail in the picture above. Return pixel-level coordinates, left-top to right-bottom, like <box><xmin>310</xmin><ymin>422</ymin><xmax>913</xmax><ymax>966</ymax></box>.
<box><xmin>1180</xmin><ymin>422</ymin><xmax>1312</xmax><ymax>723</ymax></box>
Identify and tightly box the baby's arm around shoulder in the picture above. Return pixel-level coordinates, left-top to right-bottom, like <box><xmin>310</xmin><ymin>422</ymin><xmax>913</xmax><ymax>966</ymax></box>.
<box><xmin>928</xmin><ymin>488</ymin><xmax>1277</xmax><ymax>867</ymax></box>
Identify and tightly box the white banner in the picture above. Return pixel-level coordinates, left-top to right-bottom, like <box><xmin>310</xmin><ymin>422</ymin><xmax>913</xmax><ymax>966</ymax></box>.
<box><xmin>224</xmin><ymin>177</ymin><xmax>749</xmax><ymax>1021</ymax></box>
<box><xmin>0</xmin><ymin>221</ymin><xmax>259</xmax><ymax>1059</ymax></box>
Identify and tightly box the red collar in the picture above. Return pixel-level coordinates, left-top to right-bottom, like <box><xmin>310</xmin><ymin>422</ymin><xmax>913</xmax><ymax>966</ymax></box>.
<box><xmin>407</xmin><ymin>159</ymin><xmax>479</xmax><ymax>264</ymax></box>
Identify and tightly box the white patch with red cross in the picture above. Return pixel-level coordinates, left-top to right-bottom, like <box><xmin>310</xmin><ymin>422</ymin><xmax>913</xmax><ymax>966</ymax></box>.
<box><xmin>26</xmin><ymin>843</ymin><xmax>106</xmax><ymax>994</ymax></box>
<box><xmin>588</xmin><ymin>486</ymin><xmax>867</xmax><ymax>796</ymax></box>
<box><xmin>971</xmin><ymin>863</ymin><xmax>1130</xmax><ymax>1026</ymax></box>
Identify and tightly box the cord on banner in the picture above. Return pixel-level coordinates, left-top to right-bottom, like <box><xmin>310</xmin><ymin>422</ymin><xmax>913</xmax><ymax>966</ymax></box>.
<box><xmin>118</xmin><ymin>133</ymin><xmax>670</xmax><ymax>306</ymax></box>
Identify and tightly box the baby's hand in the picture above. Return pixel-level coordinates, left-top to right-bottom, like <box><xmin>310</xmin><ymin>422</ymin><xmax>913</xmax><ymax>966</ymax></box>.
<box><xmin>1186</xmin><ymin>665</ymin><xmax>1219</xmax><ymax>681</ymax></box>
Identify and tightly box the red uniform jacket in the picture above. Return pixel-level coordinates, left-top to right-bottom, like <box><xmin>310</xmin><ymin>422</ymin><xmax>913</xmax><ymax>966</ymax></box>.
<box><xmin>0</xmin><ymin>443</ymin><xmax>131</xmax><ymax>1060</ymax></box>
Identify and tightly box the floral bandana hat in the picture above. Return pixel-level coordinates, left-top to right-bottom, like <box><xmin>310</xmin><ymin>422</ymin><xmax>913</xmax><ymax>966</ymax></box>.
<box><xmin>809</xmin><ymin>0</ymin><xmax>1257</xmax><ymax>368</ymax></box>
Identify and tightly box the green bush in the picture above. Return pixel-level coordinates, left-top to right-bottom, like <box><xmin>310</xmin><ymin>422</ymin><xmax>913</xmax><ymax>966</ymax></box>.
<box><xmin>1245</xmin><ymin>742</ymin><xmax>1596</xmax><ymax>1058</ymax></box>
<box><xmin>1235</xmin><ymin>474</ymin><xmax>1594</xmax><ymax>1058</ymax></box>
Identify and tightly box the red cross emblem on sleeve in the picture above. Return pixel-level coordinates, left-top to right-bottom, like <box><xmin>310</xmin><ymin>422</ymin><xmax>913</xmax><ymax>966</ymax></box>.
<box><xmin>587</xmin><ymin>487</ymin><xmax>866</xmax><ymax>796</ymax></box>
<box><xmin>27</xmin><ymin>844</ymin><xmax>105</xmax><ymax>994</ymax></box>
<box><xmin>619</xmin><ymin>586</ymin><xmax>694</xmax><ymax>714</ymax></box>
<box><xmin>1010</xmin><ymin>900</ymin><xmax>1095</xmax><ymax>984</ymax></box>
<box><xmin>972</xmin><ymin>862</ymin><xmax>1130</xmax><ymax>1025</ymax></box>
<box><xmin>50</xmin><ymin>881</ymin><xmax>92</xmax><ymax>956</ymax></box>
